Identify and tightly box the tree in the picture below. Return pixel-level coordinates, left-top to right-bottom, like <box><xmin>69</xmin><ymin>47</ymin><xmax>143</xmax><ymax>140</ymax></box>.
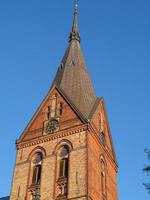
<box><xmin>143</xmin><ymin>149</ymin><xmax>150</xmax><ymax>193</ymax></box>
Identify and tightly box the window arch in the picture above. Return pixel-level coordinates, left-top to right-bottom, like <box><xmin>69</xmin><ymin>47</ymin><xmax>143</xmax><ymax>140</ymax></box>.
<box><xmin>28</xmin><ymin>146</ymin><xmax>46</xmax><ymax>161</ymax></box>
<box><xmin>27</xmin><ymin>147</ymin><xmax>46</xmax><ymax>200</ymax></box>
<box><xmin>54</xmin><ymin>139</ymin><xmax>73</xmax><ymax>155</ymax></box>
<box><xmin>55</xmin><ymin>144</ymin><xmax>71</xmax><ymax>199</ymax></box>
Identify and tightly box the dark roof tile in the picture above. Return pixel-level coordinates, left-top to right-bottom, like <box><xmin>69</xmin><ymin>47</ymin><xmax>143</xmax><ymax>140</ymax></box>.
<box><xmin>52</xmin><ymin>4</ymin><xmax>96</xmax><ymax>119</ymax></box>
<box><xmin>53</xmin><ymin>39</ymin><xmax>96</xmax><ymax>119</ymax></box>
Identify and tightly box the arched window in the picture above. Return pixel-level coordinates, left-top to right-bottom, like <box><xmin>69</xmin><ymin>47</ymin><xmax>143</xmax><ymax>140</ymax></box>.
<box><xmin>101</xmin><ymin>132</ymin><xmax>106</xmax><ymax>145</ymax></box>
<box><xmin>27</xmin><ymin>147</ymin><xmax>46</xmax><ymax>200</ymax></box>
<box><xmin>59</xmin><ymin>146</ymin><xmax>69</xmax><ymax>178</ymax></box>
<box><xmin>47</xmin><ymin>106</ymin><xmax>51</xmax><ymax>120</ymax></box>
<box><xmin>101</xmin><ymin>171</ymin><xmax>105</xmax><ymax>195</ymax></box>
<box><xmin>32</xmin><ymin>153</ymin><xmax>43</xmax><ymax>185</ymax></box>
<box><xmin>59</xmin><ymin>102</ymin><xmax>63</xmax><ymax>116</ymax></box>
<box><xmin>56</xmin><ymin>145</ymin><xmax>70</xmax><ymax>199</ymax></box>
<box><xmin>17</xmin><ymin>186</ymin><xmax>21</xmax><ymax>199</ymax></box>
<box><xmin>100</xmin><ymin>158</ymin><xmax>107</xmax><ymax>198</ymax></box>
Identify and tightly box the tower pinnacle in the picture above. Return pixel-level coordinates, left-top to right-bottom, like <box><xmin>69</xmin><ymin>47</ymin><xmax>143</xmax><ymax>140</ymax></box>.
<box><xmin>69</xmin><ymin>0</ymin><xmax>80</xmax><ymax>42</ymax></box>
<box><xmin>74</xmin><ymin>0</ymin><xmax>78</xmax><ymax>14</ymax></box>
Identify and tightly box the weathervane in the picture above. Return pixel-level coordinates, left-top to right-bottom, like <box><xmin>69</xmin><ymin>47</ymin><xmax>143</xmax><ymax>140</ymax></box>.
<box><xmin>74</xmin><ymin>0</ymin><xmax>78</xmax><ymax>14</ymax></box>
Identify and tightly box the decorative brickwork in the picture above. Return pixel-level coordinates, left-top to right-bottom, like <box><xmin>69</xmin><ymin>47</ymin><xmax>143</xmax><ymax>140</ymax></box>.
<box><xmin>10</xmin><ymin>2</ymin><xmax>118</xmax><ymax>200</ymax></box>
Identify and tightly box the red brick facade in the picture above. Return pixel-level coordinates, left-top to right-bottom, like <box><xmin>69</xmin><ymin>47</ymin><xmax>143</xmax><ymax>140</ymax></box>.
<box><xmin>10</xmin><ymin>3</ymin><xmax>118</xmax><ymax>199</ymax></box>
<box><xmin>10</xmin><ymin>88</ymin><xmax>118</xmax><ymax>200</ymax></box>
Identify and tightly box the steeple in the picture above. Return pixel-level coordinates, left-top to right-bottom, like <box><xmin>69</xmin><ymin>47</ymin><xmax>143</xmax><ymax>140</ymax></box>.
<box><xmin>10</xmin><ymin>3</ymin><xmax>118</xmax><ymax>200</ymax></box>
<box><xmin>52</xmin><ymin>1</ymin><xmax>96</xmax><ymax>119</ymax></box>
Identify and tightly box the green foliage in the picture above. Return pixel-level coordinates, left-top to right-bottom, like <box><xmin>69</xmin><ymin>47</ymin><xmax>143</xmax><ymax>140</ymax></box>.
<box><xmin>143</xmin><ymin>149</ymin><xmax>150</xmax><ymax>193</ymax></box>
<box><xmin>143</xmin><ymin>183</ymin><xmax>150</xmax><ymax>192</ymax></box>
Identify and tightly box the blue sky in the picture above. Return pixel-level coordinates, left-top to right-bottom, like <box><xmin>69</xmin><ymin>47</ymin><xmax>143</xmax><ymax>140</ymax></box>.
<box><xmin>0</xmin><ymin>0</ymin><xmax>150</xmax><ymax>199</ymax></box>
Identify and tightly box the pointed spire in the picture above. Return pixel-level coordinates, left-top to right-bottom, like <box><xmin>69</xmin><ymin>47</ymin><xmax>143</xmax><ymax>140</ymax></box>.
<box><xmin>52</xmin><ymin>1</ymin><xmax>96</xmax><ymax>119</ymax></box>
<box><xmin>69</xmin><ymin>0</ymin><xmax>80</xmax><ymax>42</ymax></box>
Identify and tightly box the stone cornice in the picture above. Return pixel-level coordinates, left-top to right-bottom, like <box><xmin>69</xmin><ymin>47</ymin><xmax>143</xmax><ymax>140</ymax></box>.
<box><xmin>16</xmin><ymin>124</ymin><xmax>88</xmax><ymax>150</ymax></box>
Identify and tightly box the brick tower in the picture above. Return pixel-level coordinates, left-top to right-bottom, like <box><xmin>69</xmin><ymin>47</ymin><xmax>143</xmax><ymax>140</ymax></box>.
<box><xmin>10</xmin><ymin>1</ymin><xmax>118</xmax><ymax>200</ymax></box>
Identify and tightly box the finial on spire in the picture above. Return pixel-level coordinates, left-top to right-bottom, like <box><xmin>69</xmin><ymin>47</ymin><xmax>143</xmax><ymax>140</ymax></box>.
<box><xmin>74</xmin><ymin>0</ymin><xmax>78</xmax><ymax>15</ymax></box>
<box><xmin>69</xmin><ymin>0</ymin><xmax>80</xmax><ymax>43</ymax></box>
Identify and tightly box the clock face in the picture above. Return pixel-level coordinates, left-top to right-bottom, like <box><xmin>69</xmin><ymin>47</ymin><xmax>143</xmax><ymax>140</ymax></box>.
<box><xmin>44</xmin><ymin>119</ymin><xmax>59</xmax><ymax>134</ymax></box>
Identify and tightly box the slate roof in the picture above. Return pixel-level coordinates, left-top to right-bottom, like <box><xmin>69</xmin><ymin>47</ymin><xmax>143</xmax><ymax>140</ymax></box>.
<box><xmin>0</xmin><ymin>197</ymin><xmax>9</xmax><ymax>200</ymax></box>
<box><xmin>52</xmin><ymin>5</ymin><xmax>96</xmax><ymax>119</ymax></box>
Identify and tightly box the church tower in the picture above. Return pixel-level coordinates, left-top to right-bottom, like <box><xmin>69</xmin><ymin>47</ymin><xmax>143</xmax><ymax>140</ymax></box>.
<box><xmin>10</xmin><ymin>1</ymin><xmax>118</xmax><ymax>200</ymax></box>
